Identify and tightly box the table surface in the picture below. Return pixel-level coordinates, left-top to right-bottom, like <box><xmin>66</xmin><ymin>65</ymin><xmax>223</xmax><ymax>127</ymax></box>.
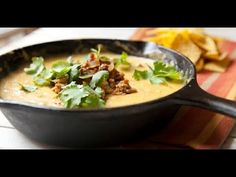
<box><xmin>0</xmin><ymin>28</ymin><xmax>236</xmax><ymax>149</ymax></box>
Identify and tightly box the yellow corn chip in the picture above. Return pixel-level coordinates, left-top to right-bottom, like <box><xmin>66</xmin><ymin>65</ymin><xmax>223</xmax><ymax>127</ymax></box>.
<box><xmin>203</xmin><ymin>58</ymin><xmax>232</xmax><ymax>72</ymax></box>
<box><xmin>146</xmin><ymin>32</ymin><xmax>177</xmax><ymax>48</ymax></box>
<box><xmin>204</xmin><ymin>51</ymin><xmax>227</xmax><ymax>61</ymax></box>
<box><xmin>189</xmin><ymin>31</ymin><xmax>206</xmax><ymax>44</ymax></box>
<box><xmin>171</xmin><ymin>34</ymin><xmax>202</xmax><ymax>64</ymax></box>
<box><xmin>194</xmin><ymin>36</ymin><xmax>218</xmax><ymax>52</ymax></box>
<box><xmin>196</xmin><ymin>58</ymin><xmax>205</xmax><ymax>72</ymax></box>
<box><xmin>144</xmin><ymin>28</ymin><xmax>230</xmax><ymax>73</ymax></box>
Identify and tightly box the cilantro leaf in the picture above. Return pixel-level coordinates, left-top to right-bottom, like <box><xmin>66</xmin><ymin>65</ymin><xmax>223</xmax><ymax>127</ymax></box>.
<box><xmin>133</xmin><ymin>70</ymin><xmax>149</xmax><ymax>80</ymax></box>
<box><xmin>90</xmin><ymin>45</ymin><xmax>110</xmax><ymax>62</ymax></box>
<box><xmin>51</xmin><ymin>60</ymin><xmax>71</xmax><ymax>78</ymax></box>
<box><xmin>19</xmin><ymin>83</ymin><xmax>37</xmax><ymax>92</ymax></box>
<box><xmin>69</xmin><ymin>64</ymin><xmax>80</xmax><ymax>82</ymax></box>
<box><xmin>79</xmin><ymin>74</ymin><xmax>94</xmax><ymax>79</ymax></box>
<box><xmin>132</xmin><ymin>60</ymin><xmax>183</xmax><ymax>85</ymax></box>
<box><xmin>90</xmin><ymin>70</ymin><xmax>109</xmax><ymax>89</ymax></box>
<box><xmin>59</xmin><ymin>82</ymin><xmax>89</xmax><ymax>108</ymax></box>
<box><xmin>33</xmin><ymin>69</ymin><xmax>53</xmax><ymax>86</ymax></box>
<box><xmin>24</xmin><ymin>57</ymin><xmax>45</xmax><ymax>76</ymax></box>
<box><xmin>67</xmin><ymin>56</ymin><xmax>73</xmax><ymax>65</ymax></box>
<box><xmin>81</xmin><ymin>94</ymin><xmax>105</xmax><ymax>108</ymax></box>
<box><xmin>59</xmin><ymin>82</ymin><xmax>105</xmax><ymax>109</ymax></box>
<box><xmin>113</xmin><ymin>52</ymin><xmax>131</xmax><ymax>68</ymax></box>
<box><xmin>91</xmin><ymin>45</ymin><xmax>101</xmax><ymax>58</ymax></box>
<box><xmin>80</xmin><ymin>85</ymin><xmax>105</xmax><ymax>108</ymax></box>
<box><xmin>94</xmin><ymin>87</ymin><xmax>104</xmax><ymax>97</ymax></box>
<box><xmin>149</xmin><ymin>75</ymin><xmax>167</xmax><ymax>84</ymax></box>
<box><xmin>153</xmin><ymin>61</ymin><xmax>183</xmax><ymax>80</ymax></box>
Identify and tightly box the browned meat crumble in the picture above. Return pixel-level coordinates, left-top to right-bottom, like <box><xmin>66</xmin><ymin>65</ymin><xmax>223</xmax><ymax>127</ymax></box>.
<box><xmin>51</xmin><ymin>52</ymin><xmax>137</xmax><ymax>97</ymax></box>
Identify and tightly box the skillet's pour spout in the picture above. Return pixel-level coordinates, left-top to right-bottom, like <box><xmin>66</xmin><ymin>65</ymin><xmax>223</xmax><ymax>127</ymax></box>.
<box><xmin>172</xmin><ymin>79</ymin><xmax>236</xmax><ymax>119</ymax></box>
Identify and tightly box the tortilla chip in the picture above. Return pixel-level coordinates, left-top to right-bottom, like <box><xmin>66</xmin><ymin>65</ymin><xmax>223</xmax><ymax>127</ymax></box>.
<box><xmin>212</xmin><ymin>36</ymin><xmax>223</xmax><ymax>45</ymax></box>
<box><xmin>195</xmin><ymin>58</ymin><xmax>205</xmax><ymax>72</ymax></box>
<box><xmin>193</xmin><ymin>36</ymin><xmax>218</xmax><ymax>52</ymax></box>
<box><xmin>146</xmin><ymin>32</ymin><xmax>177</xmax><ymax>48</ymax></box>
<box><xmin>144</xmin><ymin>28</ymin><xmax>230</xmax><ymax>73</ymax></box>
<box><xmin>171</xmin><ymin>34</ymin><xmax>202</xmax><ymax>64</ymax></box>
<box><xmin>189</xmin><ymin>31</ymin><xmax>206</xmax><ymax>44</ymax></box>
<box><xmin>204</xmin><ymin>51</ymin><xmax>228</xmax><ymax>61</ymax></box>
<box><xmin>189</xmin><ymin>28</ymin><xmax>204</xmax><ymax>34</ymax></box>
<box><xmin>203</xmin><ymin>58</ymin><xmax>232</xmax><ymax>72</ymax></box>
<box><xmin>145</xmin><ymin>28</ymin><xmax>175</xmax><ymax>38</ymax></box>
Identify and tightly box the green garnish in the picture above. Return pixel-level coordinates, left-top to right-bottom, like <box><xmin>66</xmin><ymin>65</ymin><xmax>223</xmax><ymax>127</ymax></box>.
<box><xmin>51</xmin><ymin>60</ymin><xmax>71</xmax><ymax>78</ymax></box>
<box><xmin>33</xmin><ymin>69</ymin><xmax>54</xmax><ymax>86</ymax></box>
<box><xmin>153</xmin><ymin>61</ymin><xmax>182</xmax><ymax>80</ymax></box>
<box><xmin>66</xmin><ymin>56</ymin><xmax>73</xmax><ymax>65</ymax></box>
<box><xmin>133</xmin><ymin>60</ymin><xmax>183</xmax><ymax>84</ymax></box>
<box><xmin>19</xmin><ymin>83</ymin><xmax>37</xmax><ymax>92</ymax></box>
<box><xmin>79</xmin><ymin>74</ymin><xmax>94</xmax><ymax>79</ymax></box>
<box><xmin>113</xmin><ymin>52</ymin><xmax>131</xmax><ymax>68</ymax></box>
<box><xmin>90</xmin><ymin>70</ymin><xmax>109</xmax><ymax>89</ymax></box>
<box><xmin>24</xmin><ymin>57</ymin><xmax>45</xmax><ymax>76</ymax></box>
<box><xmin>91</xmin><ymin>45</ymin><xmax>101</xmax><ymax>58</ymax></box>
<box><xmin>133</xmin><ymin>70</ymin><xmax>149</xmax><ymax>80</ymax></box>
<box><xmin>79</xmin><ymin>85</ymin><xmax>105</xmax><ymax>108</ymax></box>
<box><xmin>149</xmin><ymin>75</ymin><xmax>167</xmax><ymax>84</ymax></box>
<box><xmin>59</xmin><ymin>82</ymin><xmax>105</xmax><ymax>109</ymax></box>
<box><xmin>91</xmin><ymin>45</ymin><xmax>110</xmax><ymax>62</ymax></box>
<box><xmin>69</xmin><ymin>64</ymin><xmax>81</xmax><ymax>82</ymax></box>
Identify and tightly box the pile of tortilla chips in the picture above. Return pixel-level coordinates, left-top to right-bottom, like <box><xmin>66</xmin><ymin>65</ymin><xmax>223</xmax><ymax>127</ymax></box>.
<box><xmin>144</xmin><ymin>28</ymin><xmax>231</xmax><ymax>72</ymax></box>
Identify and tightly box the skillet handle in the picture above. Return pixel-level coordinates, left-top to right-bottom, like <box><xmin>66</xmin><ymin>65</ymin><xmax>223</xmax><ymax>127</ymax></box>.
<box><xmin>172</xmin><ymin>80</ymin><xmax>236</xmax><ymax>119</ymax></box>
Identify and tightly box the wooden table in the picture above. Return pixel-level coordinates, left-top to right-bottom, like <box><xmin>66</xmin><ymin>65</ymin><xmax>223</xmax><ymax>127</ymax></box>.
<box><xmin>0</xmin><ymin>28</ymin><xmax>235</xmax><ymax>149</ymax></box>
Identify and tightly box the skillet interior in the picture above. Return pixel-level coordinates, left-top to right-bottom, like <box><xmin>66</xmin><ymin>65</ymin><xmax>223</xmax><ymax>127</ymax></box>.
<box><xmin>0</xmin><ymin>39</ymin><xmax>195</xmax><ymax>147</ymax></box>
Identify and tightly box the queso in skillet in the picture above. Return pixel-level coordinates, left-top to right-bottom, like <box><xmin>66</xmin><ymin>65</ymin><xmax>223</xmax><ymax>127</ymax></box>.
<box><xmin>0</xmin><ymin>46</ymin><xmax>186</xmax><ymax>108</ymax></box>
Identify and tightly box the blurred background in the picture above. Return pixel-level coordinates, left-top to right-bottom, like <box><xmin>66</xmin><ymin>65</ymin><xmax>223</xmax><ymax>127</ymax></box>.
<box><xmin>1</xmin><ymin>28</ymin><xmax>236</xmax><ymax>50</ymax></box>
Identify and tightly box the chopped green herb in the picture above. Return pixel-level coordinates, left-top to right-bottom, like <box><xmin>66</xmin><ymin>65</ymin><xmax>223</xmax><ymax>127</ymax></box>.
<box><xmin>90</xmin><ymin>70</ymin><xmax>109</xmax><ymax>89</ymax></box>
<box><xmin>153</xmin><ymin>61</ymin><xmax>183</xmax><ymax>80</ymax></box>
<box><xmin>79</xmin><ymin>74</ymin><xmax>94</xmax><ymax>79</ymax></box>
<box><xmin>67</xmin><ymin>56</ymin><xmax>73</xmax><ymax>65</ymax></box>
<box><xmin>24</xmin><ymin>57</ymin><xmax>45</xmax><ymax>76</ymax></box>
<box><xmin>113</xmin><ymin>52</ymin><xmax>131</xmax><ymax>68</ymax></box>
<box><xmin>149</xmin><ymin>75</ymin><xmax>167</xmax><ymax>84</ymax></box>
<box><xmin>69</xmin><ymin>64</ymin><xmax>80</xmax><ymax>82</ymax></box>
<box><xmin>133</xmin><ymin>60</ymin><xmax>183</xmax><ymax>84</ymax></box>
<box><xmin>33</xmin><ymin>69</ymin><xmax>53</xmax><ymax>86</ymax></box>
<box><xmin>51</xmin><ymin>60</ymin><xmax>71</xmax><ymax>78</ymax></box>
<box><xmin>133</xmin><ymin>70</ymin><xmax>149</xmax><ymax>80</ymax></box>
<box><xmin>90</xmin><ymin>45</ymin><xmax>110</xmax><ymax>62</ymax></box>
<box><xmin>19</xmin><ymin>83</ymin><xmax>37</xmax><ymax>92</ymax></box>
<box><xmin>94</xmin><ymin>87</ymin><xmax>104</xmax><ymax>97</ymax></box>
<box><xmin>59</xmin><ymin>82</ymin><xmax>105</xmax><ymax>109</ymax></box>
<box><xmin>91</xmin><ymin>44</ymin><xmax>102</xmax><ymax>58</ymax></box>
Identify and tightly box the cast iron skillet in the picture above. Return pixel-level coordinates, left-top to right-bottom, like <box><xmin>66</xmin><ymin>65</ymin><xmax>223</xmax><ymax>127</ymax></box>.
<box><xmin>0</xmin><ymin>39</ymin><xmax>235</xmax><ymax>148</ymax></box>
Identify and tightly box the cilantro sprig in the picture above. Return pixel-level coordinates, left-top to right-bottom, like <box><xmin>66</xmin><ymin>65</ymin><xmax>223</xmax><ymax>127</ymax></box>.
<box><xmin>90</xmin><ymin>45</ymin><xmax>110</xmax><ymax>62</ymax></box>
<box><xmin>90</xmin><ymin>70</ymin><xmax>109</xmax><ymax>89</ymax></box>
<box><xmin>59</xmin><ymin>82</ymin><xmax>105</xmax><ymax>109</ymax></box>
<box><xmin>113</xmin><ymin>52</ymin><xmax>131</xmax><ymax>68</ymax></box>
<box><xmin>24</xmin><ymin>57</ymin><xmax>45</xmax><ymax>76</ymax></box>
<box><xmin>133</xmin><ymin>60</ymin><xmax>183</xmax><ymax>84</ymax></box>
<box><xmin>19</xmin><ymin>83</ymin><xmax>37</xmax><ymax>92</ymax></box>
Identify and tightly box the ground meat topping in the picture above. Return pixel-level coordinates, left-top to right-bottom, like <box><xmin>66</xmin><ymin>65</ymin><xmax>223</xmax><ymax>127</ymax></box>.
<box><xmin>51</xmin><ymin>76</ymin><xmax>69</xmax><ymax>94</ymax></box>
<box><xmin>51</xmin><ymin>50</ymin><xmax>137</xmax><ymax>97</ymax></box>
